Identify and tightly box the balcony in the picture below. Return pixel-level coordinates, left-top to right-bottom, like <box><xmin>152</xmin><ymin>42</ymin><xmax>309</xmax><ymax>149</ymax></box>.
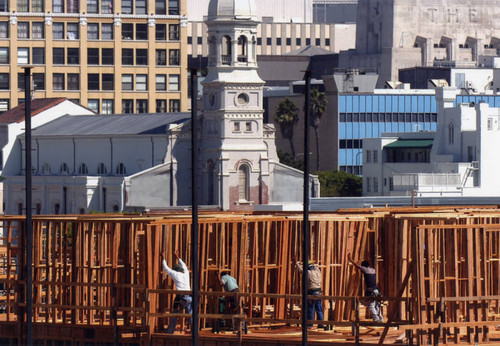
<box><xmin>392</xmin><ymin>173</ymin><xmax>461</xmax><ymax>193</ymax></box>
<box><xmin>221</xmin><ymin>55</ymin><xmax>231</xmax><ymax>65</ymax></box>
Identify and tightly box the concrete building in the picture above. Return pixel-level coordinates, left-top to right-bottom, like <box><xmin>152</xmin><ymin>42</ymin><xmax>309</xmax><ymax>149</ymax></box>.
<box><xmin>340</xmin><ymin>0</ymin><xmax>500</xmax><ymax>87</ymax></box>
<box><xmin>3</xmin><ymin>0</ymin><xmax>319</xmax><ymax>214</ymax></box>
<box><xmin>0</xmin><ymin>0</ymin><xmax>188</xmax><ymax>114</ymax></box>
<box><xmin>363</xmin><ymin>88</ymin><xmax>500</xmax><ymax>197</ymax></box>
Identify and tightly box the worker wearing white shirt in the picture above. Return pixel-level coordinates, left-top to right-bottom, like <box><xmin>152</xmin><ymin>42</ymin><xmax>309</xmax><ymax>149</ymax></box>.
<box><xmin>161</xmin><ymin>251</ymin><xmax>192</xmax><ymax>334</ymax></box>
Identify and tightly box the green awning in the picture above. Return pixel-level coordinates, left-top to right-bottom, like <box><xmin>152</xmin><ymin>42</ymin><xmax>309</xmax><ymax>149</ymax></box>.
<box><xmin>384</xmin><ymin>139</ymin><xmax>433</xmax><ymax>149</ymax></box>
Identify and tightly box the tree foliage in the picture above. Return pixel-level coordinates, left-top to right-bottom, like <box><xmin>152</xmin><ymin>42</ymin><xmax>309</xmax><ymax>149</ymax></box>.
<box><xmin>277</xmin><ymin>150</ymin><xmax>304</xmax><ymax>170</ymax></box>
<box><xmin>306</xmin><ymin>88</ymin><xmax>327</xmax><ymax>171</ymax></box>
<box><xmin>317</xmin><ymin>170</ymin><xmax>362</xmax><ymax>197</ymax></box>
<box><xmin>275</xmin><ymin>97</ymin><xmax>300</xmax><ymax>158</ymax></box>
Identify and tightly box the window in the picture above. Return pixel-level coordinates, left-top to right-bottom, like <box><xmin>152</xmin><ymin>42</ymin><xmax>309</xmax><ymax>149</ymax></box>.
<box><xmin>121</xmin><ymin>0</ymin><xmax>132</xmax><ymax>13</ymax></box>
<box><xmin>325</xmin><ymin>38</ymin><xmax>330</xmax><ymax>46</ymax></box>
<box><xmin>17</xmin><ymin>47</ymin><xmax>29</xmax><ymax>64</ymax></box>
<box><xmin>67</xmin><ymin>23</ymin><xmax>78</xmax><ymax>39</ymax></box>
<box><xmin>487</xmin><ymin>118</ymin><xmax>493</xmax><ymax>131</ymax></box>
<box><xmin>234</xmin><ymin>122</ymin><xmax>240</xmax><ymax>132</ymax></box>
<box><xmin>169</xmin><ymin>99</ymin><xmax>180</xmax><ymax>112</ymax></box>
<box><xmin>448</xmin><ymin>122</ymin><xmax>454</xmax><ymax>145</ymax></box>
<box><xmin>373</xmin><ymin>177</ymin><xmax>378</xmax><ymax>192</ymax></box>
<box><xmin>102</xmin><ymin>74</ymin><xmax>113</xmax><ymax>90</ymax></box>
<box><xmin>78</xmin><ymin>163</ymin><xmax>88</xmax><ymax>175</ymax></box>
<box><xmin>286</xmin><ymin>38</ymin><xmax>291</xmax><ymax>46</ymax></box>
<box><xmin>67</xmin><ymin>48</ymin><xmax>79</xmax><ymax>64</ymax></box>
<box><xmin>0</xmin><ymin>22</ymin><xmax>8</xmax><ymax>38</ymax></box>
<box><xmin>155</xmin><ymin>0</ymin><xmax>165</xmax><ymax>14</ymax></box>
<box><xmin>0</xmin><ymin>0</ymin><xmax>7</xmax><ymax>11</ymax></box>
<box><xmin>156</xmin><ymin>74</ymin><xmax>166</xmax><ymax>91</ymax></box>
<box><xmin>122</xmin><ymin>23</ymin><xmax>133</xmax><ymax>39</ymax></box>
<box><xmin>245</xmin><ymin>122</ymin><xmax>251</xmax><ymax>131</ymax></box>
<box><xmin>366</xmin><ymin>177</ymin><xmax>371</xmax><ymax>192</ymax></box>
<box><xmin>53</xmin><ymin>0</ymin><xmax>63</xmax><ymax>12</ymax></box>
<box><xmin>276</xmin><ymin>37</ymin><xmax>281</xmax><ymax>45</ymax></box>
<box><xmin>102</xmin><ymin>99</ymin><xmax>113</xmax><ymax>114</ymax></box>
<box><xmin>122</xmin><ymin>48</ymin><xmax>133</xmax><ymax>65</ymax></box>
<box><xmin>67</xmin><ymin>74</ymin><xmax>79</xmax><ymax>90</ymax></box>
<box><xmin>136</xmin><ymin>23</ymin><xmax>147</xmax><ymax>40</ymax></box>
<box><xmin>87</xmin><ymin>0</ymin><xmax>97</xmax><ymax>13</ymax></box>
<box><xmin>53</xmin><ymin>47</ymin><xmax>64</xmax><ymax>64</ymax></box>
<box><xmin>102</xmin><ymin>23</ymin><xmax>113</xmax><ymax>39</ymax></box>
<box><xmin>136</xmin><ymin>74</ymin><xmax>147</xmax><ymax>91</ymax></box>
<box><xmin>373</xmin><ymin>150</ymin><xmax>378</xmax><ymax>163</ymax></box>
<box><xmin>60</xmin><ymin>162</ymin><xmax>70</xmax><ymax>174</ymax></box>
<box><xmin>87</xmin><ymin>23</ymin><xmax>99</xmax><ymax>39</ymax></box>
<box><xmin>88</xmin><ymin>48</ymin><xmax>99</xmax><ymax>64</ymax></box>
<box><xmin>168</xmin><ymin>0</ymin><xmax>178</xmax><ymax>15</ymax></box>
<box><xmin>33</xmin><ymin>73</ymin><xmax>45</xmax><ymax>90</ymax></box>
<box><xmin>32</xmin><ymin>22</ymin><xmax>44</xmax><ymax>38</ymax></box>
<box><xmin>169</xmin><ymin>24</ymin><xmax>179</xmax><ymax>40</ymax></box>
<box><xmin>32</xmin><ymin>0</ymin><xmax>43</xmax><ymax>11</ymax></box>
<box><xmin>53</xmin><ymin>23</ymin><xmax>64</xmax><ymax>39</ymax></box>
<box><xmin>88</xmin><ymin>73</ymin><xmax>99</xmax><ymax>90</ymax></box>
<box><xmin>53</xmin><ymin>73</ymin><xmax>65</xmax><ymax>90</ymax></box>
<box><xmin>88</xmin><ymin>99</ymin><xmax>99</xmax><ymax>112</ymax></box>
<box><xmin>102</xmin><ymin>0</ymin><xmax>113</xmax><ymax>13</ymax></box>
<box><xmin>169</xmin><ymin>49</ymin><xmax>179</xmax><ymax>65</ymax></box>
<box><xmin>17</xmin><ymin>22</ymin><xmax>29</xmax><ymax>38</ymax></box>
<box><xmin>135</xmin><ymin>0</ymin><xmax>146</xmax><ymax>14</ymax></box>
<box><xmin>136</xmin><ymin>99</ymin><xmax>147</xmax><ymax>113</ymax></box>
<box><xmin>156</xmin><ymin>99</ymin><xmax>166</xmax><ymax>112</ymax></box>
<box><xmin>102</xmin><ymin>48</ymin><xmax>113</xmax><ymax>64</ymax></box>
<box><xmin>18</xmin><ymin>72</ymin><xmax>25</xmax><ymax>90</ymax></box>
<box><xmin>32</xmin><ymin>47</ymin><xmax>44</xmax><ymax>64</ymax></box>
<box><xmin>136</xmin><ymin>49</ymin><xmax>147</xmax><ymax>65</ymax></box>
<box><xmin>156</xmin><ymin>49</ymin><xmax>166</xmax><ymax>65</ymax></box>
<box><xmin>17</xmin><ymin>0</ymin><xmax>28</xmax><ymax>11</ymax></box>
<box><xmin>238</xmin><ymin>164</ymin><xmax>249</xmax><ymax>201</ymax></box>
<box><xmin>168</xmin><ymin>74</ymin><xmax>179</xmax><ymax>91</ymax></box>
<box><xmin>156</xmin><ymin>24</ymin><xmax>166</xmax><ymax>40</ymax></box>
<box><xmin>0</xmin><ymin>47</ymin><xmax>8</xmax><ymax>63</ymax></box>
<box><xmin>122</xmin><ymin>74</ymin><xmax>133</xmax><ymax>90</ymax></box>
<box><xmin>67</xmin><ymin>0</ymin><xmax>79</xmax><ymax>13</ymax></box>
<box><xmin>97</xmin><ymin>162</ymin><xmax>107</xmax><ymax>174</ymax></box>
<box><xmin>0</xmin><ymin>73</ymin><xmax>8</xmax><ymax>89</ymax></box>
<box><xmin>116</xmin><ymin>162</ymin><xmax>126</xmax><ymax>175</ymax></box>
<box><xmin>365</xmin><ymin>150</ymin><xmax>371</xmax><ymax>163</ymax></box>
<box><xmin>122</xmin><ymin>99</ymin><xmax>133</xmax><ymax>113</ymax></box>
<box><xmin>41</xmin><ymin>162</ymin><xmax>52</xmax><ymax>174</ymax></box>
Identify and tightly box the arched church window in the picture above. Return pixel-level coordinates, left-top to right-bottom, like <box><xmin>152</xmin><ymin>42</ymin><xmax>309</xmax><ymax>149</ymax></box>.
<box><xmin>238</xmin><ymin>164</ymin><xmax>250</xmax><ymax>201</ymax></box>
<box><xmin>222</xmin><ymin>35</ymin><xmax>231</xmax><ymax>65</ymax></box>
<box><xmin>42</xmin><ymin>162</ymin><xmax>51</xmax><ymax>175</ymax></box>
<box><xmin>97</xmin><ymin>162</ymin><xmax>108</xmax><ymax>175</ymax></box>
<box><xmin>60</xmin><ymin>162</ymin><xmax>70</xmax><ymax>175</ymax></box>
<box><xmin>116</xmin><ymin>162</ymin><xmax>127</xmax><ymax>175</ymax></box>
<box><xmin>78</xmin><ymin>163</ymin><xmax>88</xmax><ymax>175</ymax></box>
<box><xmin>238</xmin><ymin>35</ymin><xmax>248</xmax><ymax>62</ymax></box>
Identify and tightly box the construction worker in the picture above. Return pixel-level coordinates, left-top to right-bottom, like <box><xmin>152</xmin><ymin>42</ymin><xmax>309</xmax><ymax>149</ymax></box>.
<box><xmin>293</xmin><ymin>256</ymin><xmax>324</xmax><ymax>328</ymax></box>
<box><xmin>161</xmin><ymin>251</ymin><xmax>192</xmax><ymax>333</ymax></box>
<box><xmin>220</xmin><ymin>271</ymin><xmax>240</xmax><ymax>313</ymax></box>
<box><xmin>348</xmin><ymin>253</ymin><xmax>383</xmax><ymax>322</ymax></box>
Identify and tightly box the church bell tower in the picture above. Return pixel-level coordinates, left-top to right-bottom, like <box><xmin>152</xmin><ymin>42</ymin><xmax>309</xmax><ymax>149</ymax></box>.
<box><xmin>201</xmin><ymin>0</ymin><xmax>271</xmax><ymax>210</ymax></box>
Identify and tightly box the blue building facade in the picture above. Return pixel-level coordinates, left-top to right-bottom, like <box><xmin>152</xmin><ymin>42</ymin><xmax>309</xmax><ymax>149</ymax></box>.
<box><xmin>338</xmin><ymin>93</ymin><xmax>438</xmax><ymax>175</ymax></box>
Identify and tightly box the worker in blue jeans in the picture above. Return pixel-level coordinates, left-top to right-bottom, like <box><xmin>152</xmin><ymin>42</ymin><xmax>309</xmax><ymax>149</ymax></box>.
<box><xmin>294</xmin><ymin>257</ymin><xmax>324</xmax><ymax>328</ymax></box>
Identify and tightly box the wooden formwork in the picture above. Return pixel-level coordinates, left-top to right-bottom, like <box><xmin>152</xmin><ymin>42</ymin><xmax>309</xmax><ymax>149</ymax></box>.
<box><xmin>0</xmin><ymin>207</ymin><xmax>500</xmax><ymax>344</ymax></box>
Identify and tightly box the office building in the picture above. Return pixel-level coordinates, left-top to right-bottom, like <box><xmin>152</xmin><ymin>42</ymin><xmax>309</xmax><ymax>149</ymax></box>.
<box><xmin>0</xmin><ymin>0</ymin><xmax>188</xmax><ymax>113</ymax></box>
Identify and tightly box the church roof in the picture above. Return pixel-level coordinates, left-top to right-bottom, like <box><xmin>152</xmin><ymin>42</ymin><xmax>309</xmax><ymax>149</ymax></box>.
<box><xmin>0</xmin><ymin>98</ymin><xmax>69</xmax><ymax>124</ymax></box>
<box><xmin>31</xmin><ymin>113</ymin><xmax>191</xmax><ymax>136</ymax></box>
<box><xmin>207</xmin><ymin>0</ymin><xmax>258</xmax><ymax>21</ymax></box>
<box><xmin>284</xmin><ymin>45</ymin><xmax>334</xmax><ymax>57</ymax></box>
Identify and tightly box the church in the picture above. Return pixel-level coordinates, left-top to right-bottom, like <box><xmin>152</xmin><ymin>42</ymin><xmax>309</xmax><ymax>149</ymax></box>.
<box><xmin>3</xmin><ymin>0</ymin><xmax>318</xmax><ymax>214</ymax></box>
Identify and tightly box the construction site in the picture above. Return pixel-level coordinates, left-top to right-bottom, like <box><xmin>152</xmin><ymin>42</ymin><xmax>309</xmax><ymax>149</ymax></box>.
<box><xmin>1</xmin><ymin>206</ymin><xmax>500</xmax><ymax>345</ymax></box>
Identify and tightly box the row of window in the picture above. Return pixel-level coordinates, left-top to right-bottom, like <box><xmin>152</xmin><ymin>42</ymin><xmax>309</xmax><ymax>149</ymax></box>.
<box><xmin>190</xmin><ymin>36</ymin><xmax>332</xmax><ymax>47</ymax></box>
<box><xmin>5</xmin><ymin>72</ymin><xmax>180</xmax><ymax>92</ymax></box>
<box><xmin>3</xmin><ymin>0</ymin><xmax>179</xmax><ymax>15</ymax></box>
<box><xmin>121</xmin><ymin>98</ymin><xmax>180</xmax><ymax>113</ymax></box>
<box><xmin>0</xmin><ymin>47</ymin><xmax>181</xmax><ymax>66</ymax></box>
<box><xmin>0</xmin><ymin>21</ymin><xmax>180</xmax><ymax>41</ymax></box>
<box><xmin>339</xmin><ymin>113</ymin><xmax>438</xmax><ymax>123</ymax></box>
<box><xmin>42</xmin><ymin>162</ymin><xmax>127</xmax><ymax>175</ymax></box>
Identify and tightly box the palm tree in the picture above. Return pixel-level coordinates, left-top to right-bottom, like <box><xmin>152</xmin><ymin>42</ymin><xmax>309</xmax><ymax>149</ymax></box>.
<box><xmin>275</xmin><ymin>97</ymin><xmax>299</xmax><ymax>158</ymax></box>
<box><xmin>308</xmin><ymin>88</ymin><xmax>327</xmax><ymax>171</ymax></box>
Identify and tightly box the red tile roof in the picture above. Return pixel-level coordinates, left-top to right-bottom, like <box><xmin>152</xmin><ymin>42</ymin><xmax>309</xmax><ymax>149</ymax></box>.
<box><xmin>0</xmin><ymin>98</ymin><xmax>68</xmax><ymax>124</ymax></box>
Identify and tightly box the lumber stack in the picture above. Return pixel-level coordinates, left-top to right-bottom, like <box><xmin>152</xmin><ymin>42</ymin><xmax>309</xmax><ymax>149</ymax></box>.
<box><xmin>0</xmin><ymin>207</ymin><xmax>499</xmax><ymax>344</ymax></box>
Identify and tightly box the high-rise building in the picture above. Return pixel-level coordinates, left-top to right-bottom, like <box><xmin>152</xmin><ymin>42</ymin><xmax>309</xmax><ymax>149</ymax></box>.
<box><xmin>0</xmin><ymin>0</ymin><xmax>188</xmax><ymax>114</ymax></box>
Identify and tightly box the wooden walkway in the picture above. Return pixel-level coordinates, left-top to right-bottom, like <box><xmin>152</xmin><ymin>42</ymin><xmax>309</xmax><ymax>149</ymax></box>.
<box><xmin>1</xmin><ymin>206</ymin><xmax>500</xmax><ymax>344</ymax></box>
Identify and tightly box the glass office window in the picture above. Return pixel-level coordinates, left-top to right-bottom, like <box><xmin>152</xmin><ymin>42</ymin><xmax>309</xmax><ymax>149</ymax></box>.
<box><xmin>136</xmin><ymin>99</ymin><xmax>147</xmax><ymax>113</ymax></box>
<box><xmin>32</xmin><ymin>47</ymin><xmax>44</xmax><ymax>64</ymax></box>
<box><xmin>53</xmin><ymin>73</ymin><xmax>64</xmax><ymax>90</ymax></box>
<box><xmin>0</xmin><ymin>22</ymin><xmax>8</xmax><ymax>38</ymax></box>
<box><xmin>17</xmin><ymin>0</ymin><xmax>28</xmax><ymax>11</ymax></box>
<box><xmin>168</xmin><ymin>74</ymin><xmax>179</xmax><ymax>91</ymax></box>
<box><xmin>67</xmin><ymin>47</ymin><xmax>79</xmax><ymax>64</ymax></box>
<box><xmin>67</xmin><ymin>0</ymin><xmax>79</xmax><ymax>13</ymax></box>
<box><xmin>122</xmin><ymin>99</ymin><xmax>133</xmax><ymax>113</ymax></box>
<box><xmin>135</xmin><ymin>0</ymin><xmax>146</xmax><ymax>14</ymax></box>
<box><xmin>122</xmin><ymin>48</ymin><xmax>133</xmax><ymax>65</ymax></box>
<box><xmin>53</xmin><ymin>23</ymin><xmax>64</xmax><ymax>39</ymax></box>
<box><xmin>102</xmin><ymin>23</ymin><xmax>113</xmax><ymax>39</ymax></box>
<box><xmin>156</xmin><ymin>74</ymin><xmax>166</xmax><ymax>91</ymax></box>
<box><xmin>53</xmin><ymin>0</ymin><xmax>63</xmax><ymax>12</ymax></box>
<box><xmin>136</xmin><ymin>23</ymin><xmax>147</xmax><ymax>40</ymax></box>
<box><xmin>102</xmin><ymin>99</ymin><xmax>114</xmax><ymax>114</ymax></box>
<box><xmin>102</xmin><ymin>48</ymin><xmax>113</xmax><ymax>65</ymax></box>
<box><xmin>88</xmin><ymin>73</ymin><xmax>99</xmax><ymax>90</ymax></box>
<box><xmin>0</xmin><ymin>73</ymin><xmax>8</xmax><ymax>89</ymax></box>
<box><xmin>17</xmin><ymin>47</ymin><xmax>29</xmax><ymax>64</ymax></box>
<box><xmin>0</xmin><ymin>0</ymin><xmax>8</xmax><ymax>11</ymax></box>
<box><xmin>136</xmin><ymin>74</ymin><xmax>147</xmax><ymax>91</ymax></box>
<box><xmin>169</xmin><ymin>24</ymin><xmax>179</xmax><ymax>40</ymax></box>
<box><xmin>87</xmin><ymin>23</ymin><xmax>99</xmax><ymax>39</ymax></box>
<box><xmin>53</xmin><ymin>47</ymin><xmax>64</xmax><ymax>64</ymax></box>
<box><xmin>168</xmin><ymin>0</ymin><xmax>178</xmax><ymax>14</ymax></box>
<box><xmin>102</xmin><ymin>0</ymin><xmax>113</xmax><ymax>13</ymax></box>
<box><xmin>122</xmin><ymin>74</ymin><xmax>133</xmax><ymax>90</ymax></box>
<box><xmin>156</xmin><ymin>24</ymin><xmax>166</xmax><ymax>40</ymax></box>
<box><xmin>155</xmin><ymin>0</ymin><xmax>165</xmax><ymax>14</ymax></box>
<box><xmin>33</xmin><ymin>73</ymin><xmax>44</xmax><ymax>90</ymax></box>
<box><xmin>32</xmin><ymin>22</ymin><xmax>44</xmax><ymax>38</ymax></box>
<box><xmin>168</xmin><ymin>49</ymin><xmax>179</xmax><ymax>65</ymax></box>
<box><xmin>122</xmin><ymin>23</ymin><xmax>133</xmax><ymax>39</ymax></box>
<box><xmin>121</xmin><ymin>0</ymin><xmax>132</xmax><ymax>13</ymax></box>
<box><xmin>67</xmin><ymin>23</ymin><xmax>78</xmax><ymax>39</ymax></box>
<box><xmin>169</xmin><ymin>99</ymin><xmax>180</xmax><ymax>112</ymax></box>
<box><xmin>156</xmin><ymin>49</ymin><xmax>166</xmax><ymax>65</ymax></box>
<box><xmin>0</xmin><ymin>47</ymin><xmax>7</xmax><ymax>63</ymax></box>
<box><xmin>136</xmin><ymin>49</ymin><xmax>147</xmax><ymax>65</ymax></box>
<box><xmin>17</xmin><ymin>22</ymin><xmax>29</xmax><ymax>38</ymax></box>
<box><xmin>67</xmin><ymin>73</ymin><xmax>79</xmax><ymax>90</ymax></box>
<box><xmin>88</xmin><ymin>99</ymin><xmax>99</xmax><ymax>112</ymax></box>
<box><xmin>88</xmin><ymin>48</ymin><xmax>99</xmax><ymax>65</ymax></box>
<box><xmin>102</xmin><ymin>74</ymin><xmax>113</xmax><ymax>90</ymax></box>
<box><xmin>87</xmin><ymin>0</ymin><xmax>98</xmax><ymax>13</ymax></box>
